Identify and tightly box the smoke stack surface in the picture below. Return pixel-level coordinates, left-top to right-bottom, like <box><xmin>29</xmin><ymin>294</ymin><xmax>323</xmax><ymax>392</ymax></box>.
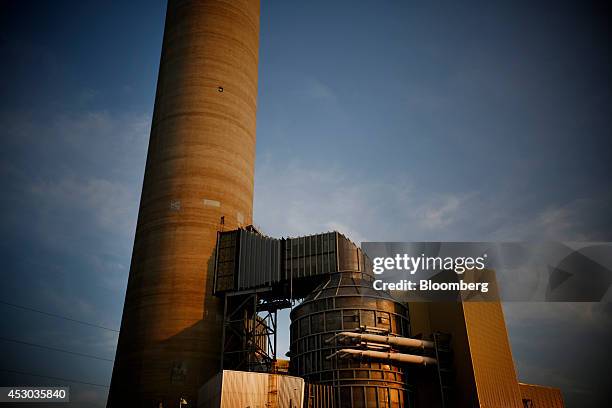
<box><xmin>108</xmin><ymin>0</ymin><xmax>260</xmax><ymax>405</ymax></box>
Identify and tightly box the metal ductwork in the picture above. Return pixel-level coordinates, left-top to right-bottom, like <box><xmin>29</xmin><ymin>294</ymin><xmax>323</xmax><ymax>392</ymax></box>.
<box><xmin>328</xmin><ymin>349</ymin><xmax>438</xmax><ymax>366</ymax></box>
<box><xmin>326</xmin><ymin>331</ymin><xmax>435</xmax><ymax>349</ymax></box>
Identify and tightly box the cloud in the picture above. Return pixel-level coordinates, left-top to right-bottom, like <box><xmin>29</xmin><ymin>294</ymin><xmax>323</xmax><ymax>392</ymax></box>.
<box><xmin>418</xmin><ymin>194</ymin><xmax>468</xmax><ymax>229</ymax></box>
<box><xmin>254</xmin><ymin>159</ymin><xmax>475</xmax><ymax>243</ymax></box>
<box><xmin>254</xmin><ymin>159</ymin><xmax>404</xmax><ymax>241</ymax></box>
<box><xmin>0</xmin><ymin>106</ymin><xmax>146</xmax><ymax>405</ymax></box>
<box><xmin>255</xmin><ymin>158</ymin><xmax>612</xmax><ymax>244</ymax></box>
<box><xmin>304</xmin><ymin>78</ymin><xmax>337</xmax><ymax>102</ymax></box>
<box><xmin>504</xmin><ymin>302</ymin><xmax>612</xmax><ymax>333</ymax></box>
<box><xmin>0</xmin><ymin>109</ymin><xmax>150</xmax><ymax>183</ymax></box>
<box><xmin>55</xmin><ymin>110</ymin><xmax>149</xmax><ymax>149</ymax></box>
<box><xmin>1</xmin><ymin>107</ymin><xmax>149</xmax><ymax>289</ymax></box>
<box><xmin>28</xmin><ymin>176</ymin><xmax>137</xmax><ymax>236</ymax></box>
<box><xmin>489</xmin><ymin>197</ymin><xmax>612</xmax><ymax>241</ymax></box>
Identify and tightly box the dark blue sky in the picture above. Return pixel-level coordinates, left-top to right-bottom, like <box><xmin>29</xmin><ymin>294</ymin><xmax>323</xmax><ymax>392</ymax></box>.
<box><xmin>1</xmin><ymin>1</ymin><xmax>611</xmax><ymax>407</ymax></box>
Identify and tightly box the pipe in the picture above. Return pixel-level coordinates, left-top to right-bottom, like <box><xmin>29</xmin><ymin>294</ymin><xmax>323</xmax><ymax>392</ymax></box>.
<box><xmin>328</xmin><ymin>349</ymin><xmax>437</xmax><ymax>366</ymax></box>
<box><xmin>326</xmin><ymin>332</ymin><xmax>434</xmax><ymax>349</ymax></box>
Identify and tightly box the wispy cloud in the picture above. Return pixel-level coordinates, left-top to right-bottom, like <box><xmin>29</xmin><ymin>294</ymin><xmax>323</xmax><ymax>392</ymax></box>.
<box><xmin>304</xmin><ymin>78</ymin><xmax>337</xmax><ymax>103</ymax></box>
<box><xmin>255</xmin><ymin>159</ymin><xmax>611</xmax><ymax>244</ymax></box>
<box><xmin>490</xmin><ymin>198</ymin><xmax>611</xmax><ymax>241</ymax></box>
<box><xmin>28</xmin><ymin>177</ymin><xmax>137</xmax><ymax>236</ymax></box>
<box><xmin>0</xmin><ymin>107</ymin><xmax>147</xmax><ymax>389</ymax></box>
<box><xmin>418</xmin><ymin>194</ymin><xmax>469</xmax><ymax>229</ymax></box>
<box><xmin>254</xmin><ymin>159</ymin><xmax>413</xmax><ymax>241</ymax></box>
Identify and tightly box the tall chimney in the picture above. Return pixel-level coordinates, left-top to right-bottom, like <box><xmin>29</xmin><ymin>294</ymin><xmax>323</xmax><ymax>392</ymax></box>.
<box><xmin>107</xmin><ymin>0</ymin><xmax>260</xmax><ymax>405</ymax></box>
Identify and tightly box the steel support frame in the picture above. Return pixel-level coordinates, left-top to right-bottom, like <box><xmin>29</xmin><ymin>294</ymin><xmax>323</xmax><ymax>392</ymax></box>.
<box><xmin>220</xmin><ymin>290</ymin><xmax>279</xmax><ymax>372</ymax></box>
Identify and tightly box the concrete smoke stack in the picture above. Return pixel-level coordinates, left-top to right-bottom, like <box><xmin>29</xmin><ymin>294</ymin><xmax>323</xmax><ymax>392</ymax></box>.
<box><xmin>107</xmin><ymin>0</ymin><xmax>260</xmax><ymax>406</ymax></box>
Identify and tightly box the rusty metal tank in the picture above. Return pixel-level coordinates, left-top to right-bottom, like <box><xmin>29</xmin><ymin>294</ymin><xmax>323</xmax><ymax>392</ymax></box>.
<box><xmin>290</xmin><ymin>271</ymin><xmax>411</xmax><ymax>407</ymax></box>
<box><xmin>108</xmin><ymin>0</ymin><xmax>260</xmax><ymax>406</ymax></box>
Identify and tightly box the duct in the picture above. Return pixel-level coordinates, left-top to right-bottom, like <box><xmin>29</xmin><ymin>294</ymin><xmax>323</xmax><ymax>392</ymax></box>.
<box><xmin>328</xmin><ymin>349</ymin><xmax>438</xmax><ymax>366</ymax></box>
<box><xmin>326</xmin><ymin>331</ymin><xmax>435</xmax><ymax>349</ymax></box>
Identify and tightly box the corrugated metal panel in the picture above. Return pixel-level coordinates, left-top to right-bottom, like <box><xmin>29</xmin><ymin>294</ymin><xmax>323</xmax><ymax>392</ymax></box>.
<box><xmin>337</xmin><ymin>232</ymin><xmax>360</xmax><ymax>272</ymax></box>
<box><xmin>198</xmin><ymin>370</ymin><xmax>304</xmax><ymax>408</ymax></box>
<box><xmin>462</xmin><ymin>302</ymin><xmax>524</xmax><ymax>408</ymax></box>
<box><xmin>284</xmin><ymin>232</ymin><xmax>339</xmax><ymax>281</ymax></box>
<box><xmin>304</xmin><ymin>383</ymin><xmax>336</xmax><ymax>408</ymax></box>
<box><xmin>415</xmin><ymin>296</ymin><xmax>531</xmax><ymax>407</ymax></box>
<box><xmin>220</xmin><ymin>370</ymin><xmax>268</xmax><ymax>408</ymax></box>
<box><xmin>278</xmin><ymin>374</ymin><xmax>306</xmax><ymax>408</ymax></box>
<box><xmin>236</xmin><ymin>229</ymin><xmax>281</xmax><ymax>290</ymax></box>
<box><xmin>519</xmin><ymin>383</ymin><xmax>565</xmax><ymax>408</ymax></box>
<box><xmin>216</xmin><ymin>229</ymin><xmax>362</xmax><ymax>294</ymax></box>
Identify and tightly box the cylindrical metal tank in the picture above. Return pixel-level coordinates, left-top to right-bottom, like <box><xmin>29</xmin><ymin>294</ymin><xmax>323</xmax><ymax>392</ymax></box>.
<box><xmin>108</xmin><ymin>0</ymin><xmax>260</xmax><ymax>406</ymax></box>
<box><xmin>290</xmin><ymin>271</ymin><xmax>411</xmax><ymax>408</ymax></box>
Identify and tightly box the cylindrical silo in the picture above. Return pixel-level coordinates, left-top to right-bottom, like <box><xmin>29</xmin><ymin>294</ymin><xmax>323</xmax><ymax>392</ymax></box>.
<box><xmin>290</xmin><ymin>271</ymin><xmax>411</xmax><ymax>407</ymax></box>
<box><xmin>108</xmin><ymin>0</ymin><xmax>260</xmax><ymax>406</ymax></box>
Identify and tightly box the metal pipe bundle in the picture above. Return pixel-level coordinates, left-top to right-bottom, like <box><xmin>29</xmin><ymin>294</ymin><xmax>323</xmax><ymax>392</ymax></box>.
<box><xmin>328</xmin><ymin>349</ymin><xmax>438</xmax><ymax>366</ymax></box>
<box><xmin>326</xmin><ymin>331</ymin><xmax>435</xmax><ymax>349</ymax></box>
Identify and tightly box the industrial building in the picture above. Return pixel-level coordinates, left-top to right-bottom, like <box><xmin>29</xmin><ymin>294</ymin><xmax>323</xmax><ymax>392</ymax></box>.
<box><xmin>108</xmin><ymin>1</ymin><xmax>565</xmax><ymax>407</ymax></box>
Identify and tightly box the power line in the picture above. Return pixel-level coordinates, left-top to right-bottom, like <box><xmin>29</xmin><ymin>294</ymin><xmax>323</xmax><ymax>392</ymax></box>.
<box><xmin>0</xmin><ymin>368</ymin><xmax>109</xmax><ymax>388</ymax></box>
<box><xmin>0</xmin><ymin>336</ymin><xmax>114</xmax><ymax>362</ymax></box>
<box><xmin>0</xmin><ymin>300</ymin><xmax>119</xmax><ymax>333</ymax></box>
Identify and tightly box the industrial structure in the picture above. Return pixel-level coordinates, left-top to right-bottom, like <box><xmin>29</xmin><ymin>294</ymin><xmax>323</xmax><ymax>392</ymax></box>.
<box><xmin>108</xmin><ymin>1</ymin><xmax>565</xmax><ymax>407</ymax></box>
<box><xmin>108</xmin><ymin>0</ymin><xmax>259</xmax><ymax>405</ymax></box>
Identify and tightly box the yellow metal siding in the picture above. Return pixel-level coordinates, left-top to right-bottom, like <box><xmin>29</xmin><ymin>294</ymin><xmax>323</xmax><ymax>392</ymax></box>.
<box><xmin>409</xmin><ymin>301</ymin><xmax>526</xmax><ymax>408</ymax></box>
<box><xmin>462</xmin><ymin>302</ymin><xmax>524</xmax><ymax>408</ymax></box>
<box><xmin>519</xmin><ymin>383</ymin><xmax>565</xmax><ymax>408</ymax></box>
